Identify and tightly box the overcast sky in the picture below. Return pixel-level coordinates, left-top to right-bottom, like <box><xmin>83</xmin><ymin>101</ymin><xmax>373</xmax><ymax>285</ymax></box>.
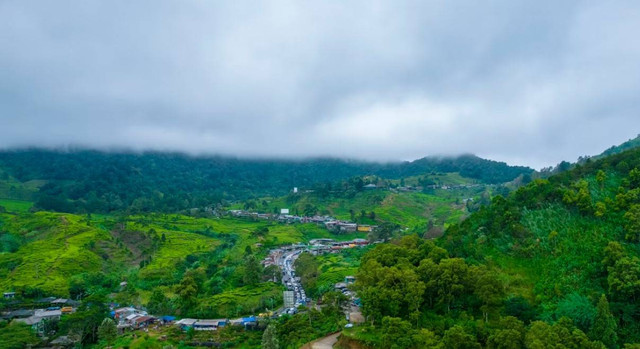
<box><xmin>2</xmin><ymin>1</ymin><xmax>640</xmax><ymax>169</ymax></box>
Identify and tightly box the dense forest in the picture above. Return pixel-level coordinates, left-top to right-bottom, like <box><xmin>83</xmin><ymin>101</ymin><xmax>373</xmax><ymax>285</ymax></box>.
<box><xmin>0</xmin><ymin>149</ymin><xmax>532</xmax><ymax>214</ymax></box>
<box><xmin>342</xmin><ymin>146</ymin><xmax>640</xmax><ymax>347</ymax></box>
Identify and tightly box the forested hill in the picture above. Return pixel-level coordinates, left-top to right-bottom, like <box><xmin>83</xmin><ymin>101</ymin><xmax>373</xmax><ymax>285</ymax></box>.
<box><xmin>438</xmin><ymin>146</ymin><xmax>640</xmax><ymax>345</ymax></box>
<box><xmin>596</xmin><ymin>134</ymin><xmax>640</xmax><ymax>160</ymax></box>
<box><xmin>0</xmin><ymin>149</ymin><xmax>532</xmax><ymax>214</ymax></box>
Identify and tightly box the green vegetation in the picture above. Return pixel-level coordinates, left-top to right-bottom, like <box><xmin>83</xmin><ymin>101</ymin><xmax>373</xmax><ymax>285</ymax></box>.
<box><xmin>294</xmin><ymin>248</ymin><xmax>368</xmax><ymax>297</ymax></box>
<box><xmin>0</xmin><ymin>199</ymin><xmax>33</xmax><ymax>213</ymax></box>
<box><xmin>342</xmin><ymin>147</ymin><xmax>640</xmax><ymax>347</ymax></box>
<box><xmin>12</xmin><ymin>145</ymin><xmax>640</xmax><ymax>347</ymax></box>
<box><xmin>0</xmin><ymin>149</ymin><xmax>531</xmax><ymax>214</ymax></box>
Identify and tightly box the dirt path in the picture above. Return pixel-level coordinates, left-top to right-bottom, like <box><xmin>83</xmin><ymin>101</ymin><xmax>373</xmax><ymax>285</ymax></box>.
<box><xmin>301</xmin><ymin>332</ymin><xmax>341</xmax><ymax>349</ymax></box>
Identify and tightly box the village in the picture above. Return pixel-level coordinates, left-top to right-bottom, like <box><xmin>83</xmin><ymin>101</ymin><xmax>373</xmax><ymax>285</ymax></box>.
<box><xmin>0</xmin><ymin>204</ymin><xmax>375</xmax><ymax>346</ymax></box>
<box><xmin>1</xmin><ymin>233</ymin><xmax>369</xmax><ymax>345</ymax></box>
<box><xmin>228</xmin><ymin>207</ymin><xmax>377</xmax><ymax>234</ymax></box>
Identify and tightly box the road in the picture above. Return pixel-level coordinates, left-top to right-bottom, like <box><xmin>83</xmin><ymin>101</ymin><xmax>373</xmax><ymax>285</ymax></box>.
<box><xmin>301</xmin><ymin>332</ymin><xmax>341</xmax><ymax>349</ymax></box>
<box><xmin>278</xmin><ymin>248</ymin><xmax>307</xmax><ymax>314</ymax></box>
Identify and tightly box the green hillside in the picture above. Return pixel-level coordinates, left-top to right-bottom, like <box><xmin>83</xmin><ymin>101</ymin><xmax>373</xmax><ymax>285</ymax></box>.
<box><xmin>597</xmin><ymin>134</ymin><xmax>640</xmax><ymax>159</ymax></box>
<box><xmin>7</xmin><ymin>146</ymin><xmax>640</xmax><ymax>348</ymax></box>
<box><xmin>0</xmin><ymin>149</ymin><xmax>531</xmax><ymax>214</ymax></box>
<box><xmin>0</xmin><ymin>212</ymin><xmax>114</xmax><ymax>295</ymax></box>
<box><xmin>343</xmin><ymin>147</ymin><xmax>640</xmax><ymax>348</ymax></box>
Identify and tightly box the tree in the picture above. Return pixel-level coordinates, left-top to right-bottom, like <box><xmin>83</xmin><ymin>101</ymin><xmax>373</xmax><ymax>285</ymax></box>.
<box><xmin>262</xmin><ymin>323</ymin><xmax>279</xmax><ymax>349</ymax></box>
<box><xmin>381</xmin><ymin>317</ymin><xmax>414</xmax><ymax>349</ymax></box>
<box><xmin>355</xmin><ymin>178</ymin><xmax>364</xmax><ymax>191</ymax></box>
<box><xmin>177</xmin><ymin>273</ymin><xmax>199</xmax><ymax>310</ymax></box>
<box><xmin>303</xmin><ymin>204</ymin><xmax>318</xmax><ymax>217</ymax></box>
<box><xmin>525</xmin><ymin>321</ymin><xmax>561</xmax><ymax>349</ymax></box>
<box><xmin>608</xmin><ymin>257</ymin><xmax>640</xmax><ymax>301</ymax></box>
<box><xmin>412</xmin><ymin>329</ymin><xmax>443</xmax><ymax>349</ymax></box>
<box><xmin>597</xmin><ymin>170</ymin><xmax>607</xmax><ymax>187</ymax></box>
<box><xmin>59</xmin><ymin>294</ymin><xmax>109</xmax><ymax>345</ymax></box>
<box><xmin>563</xmin><ymin>180</ymin><xmax>593</xmax><ymax>214</ymax></box>
<box><xmin>595</xmin><ymin>202</ymin><xmax>607</xmax><ymax>217</ymax></box>
<box><xmin>98</xmin><ymin>318</ymin><xmax>117</xmax><ymax>343</ymax></box>
<box><xmin>0</xmin><ymin>322</ymin><xmax>39</xmax><ymax>349</ymax></box>
<box><xmin>370</xmin><ymin>222</ymin><xmax>398</xmax><ymax>242</ymax></box>
<box><xmin>443</xmin><ymin>325</ymin><xmax>480</xmax><ymax>349</ymax></box>
<box><xmin>589</xmin><ymin>295</ymin><xmax>618</xmax><ymax>348</ymax></box>
<box><xmin>434</xmin><ymin>258</ymin><xmax>470</xmax><ymax>313</ymax></box>
<box><xmin>475</xmin><ymin>269</ymin><xmax>504</xmax><ymax>322</ymax></box>
<box><xmin>624</xmin><ymin>205</ymin><xmax>640</xmax><ymax>241</ymax></box>
<box><xmin>603</xmin><ymin>241</ymin><xmax>625</xmax><ymax>270</ymax></box>
<box><xmin>555</xmin><ymin>293</ymin><xmax>596</xmax><ymax>333</ymax></box>
<box><xmin>253</xmin><ymin>226</ymin><xmax>269</xmax><ymax>238</ymax></box>
<box><xmin>487</xmin><ymin>316</ymin><xmax>525</xmax><ymax>349</ymax></box>
<box><xmin>243</xmin><ymin>255</ymin><xmax>262</xmax><ymax>286</ymax></box>
<box><xmin>147</xmin><ymin>289</ymin><xmax>170</xmax><ymax>314</ymax></box>
<box><xmin>263</xmin><ymin>265</ymin><xmax>281</xmax><ymax>282</ymax></box>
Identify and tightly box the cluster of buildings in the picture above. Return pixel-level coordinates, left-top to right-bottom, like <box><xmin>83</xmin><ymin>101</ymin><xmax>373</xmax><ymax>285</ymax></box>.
<box><xmin>113</xmin><ymin>306</ymin><xmax>258</xmax><ymax>333</ymax></box>
<box><xmin>1</xmin><ymin>296</ymin><xmax>78</xmax><ymax>336</ymax></box>
<box><xmin>113</xmin><ymin>307</ymin><xmax>159</xmax><ymax>330</ymax></box>
<box><xmin>228</xmin><ymin>210</ymin><xmax>274</xmax><ymax>220</ymax></box>
<box><xmin>175</xmin><ymin>316</ymin><xmax>257</xmax><ymax>331</ymax></box>
<box><xmin>228</xmin><ymin>208</ymin><xmax>377</xmax><ymax>235</ymax></box>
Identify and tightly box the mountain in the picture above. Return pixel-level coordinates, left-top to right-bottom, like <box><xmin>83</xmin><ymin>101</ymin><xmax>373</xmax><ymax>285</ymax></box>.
<box><xmin>438</xmin><ymin>146</ymin><xmax>640</xmax><ymax>343</ymax></box>
<box><xmin>341</xmin><ymin>145</ymin><xmax>640</xmax><ymax>347</ymax></box>
<box><xmin>0</xmin><ymin>149</ymin><xmax>532</xmax><ymax>214</ymax></box>
<box><xmin>596</xmin><ymin>134</ymin><xmax>640</xmax><ymax>159</ymax></box>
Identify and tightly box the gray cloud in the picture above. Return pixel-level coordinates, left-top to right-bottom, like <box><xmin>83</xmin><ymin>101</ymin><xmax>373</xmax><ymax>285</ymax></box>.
<box><xmin>1</xmin><ymin>1</ymin><xmax>640</xmax><ymax>169</ymax></box>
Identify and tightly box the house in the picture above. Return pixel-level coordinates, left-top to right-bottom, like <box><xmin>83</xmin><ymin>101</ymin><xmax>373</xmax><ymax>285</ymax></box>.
<box><xmin>3</xmin><ymin>292</ymin><xmax>16</xmax><ymax>299</ymax></box>
<box><xmin>363</xmin><ymin>184</ymin><xmax>377</xmax><ymax>190</ymax></box>
<box><xmin>324</xmin><ymin>221</ymin><xmax>339</xmax><ymax>231</ymax></box>
<box><xmin>14</xmin><ymin>309</ymin><xmax>62</xmax><ymax>335</ymax></box>
<box><xmin>193</xmin><ymin>319</ymin><xmax>227</xmax><ymax>331</ymax></box>
<box><xmin>35</xmin><ymin>308</ymin><xmax>62</xmax><ymax>321</ymax></box>
<box><xmin>229</xmin><ymin>318</ymin><xmax>243</xmax><ymax>326</ymax></box>
<box><xmin>193</xmin><ymin>320</ymin><xmax>217</xmax><ymax>331</ymax></box>
<box><xmin>338</xmin><ymin>223</ymin><xmax>358</xmax><ymax>232</ymax></box>
<box><xmin>7</xmin><ymin>309</ymin><xmax>34</xmax><ymax>319</ymax></box>
<box><xmin>351</xmin><ymin>238</ymin><xmax>369</xmax><ymax>246</ymax></box>
<box><xmin>335</xmin><ymin>282</ymin><xmax>348</xmax><ymax>290</ymax></box>
<box><xmin>133</xmin><ymin>315</ymin><xmax>155</xmax><ymax>328</ymax></box>
<box><xmin>175</xmin><ymin>318</ymin><xmax>198</xmax><ymax>330</ymax></box>
<box><xmin>114</xmin><ymin>307</ymin><xmax>140</xmax><ymax>321</ymax></box>
<box><xmin>125</xmin><ymin>313</ymin><xmax>143</xmax><ymax>325</ymax></box>
<box><xmin>309</xmin><ymin>238</ymin><xmax>335</xmax><ymax>245</ymax></box>
<box><xmin>51</xmin><ymin>298</ymin><xmax>80</xmax><ymax>307</ymax></box>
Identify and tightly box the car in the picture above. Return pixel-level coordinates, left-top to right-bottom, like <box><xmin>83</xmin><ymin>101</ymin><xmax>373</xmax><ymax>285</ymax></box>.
<box><xmin>345</xmin><ymin>323</ymin><xmax>354</xmax><ymax>328</ymax></box>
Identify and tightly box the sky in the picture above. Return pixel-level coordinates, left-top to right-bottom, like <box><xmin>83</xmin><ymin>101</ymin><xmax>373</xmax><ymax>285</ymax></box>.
<box><xmin>1</xmin><ymin>1</ymin><xmax>640</xmax><ymax>169</ymax></box>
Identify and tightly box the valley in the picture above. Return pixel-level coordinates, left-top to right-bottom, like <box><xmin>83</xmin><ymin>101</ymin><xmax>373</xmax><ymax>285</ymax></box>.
<box><xmin>2</xmin><ymin>143</ymin><xmax>640</xmax><ymax>348</ymax></box>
